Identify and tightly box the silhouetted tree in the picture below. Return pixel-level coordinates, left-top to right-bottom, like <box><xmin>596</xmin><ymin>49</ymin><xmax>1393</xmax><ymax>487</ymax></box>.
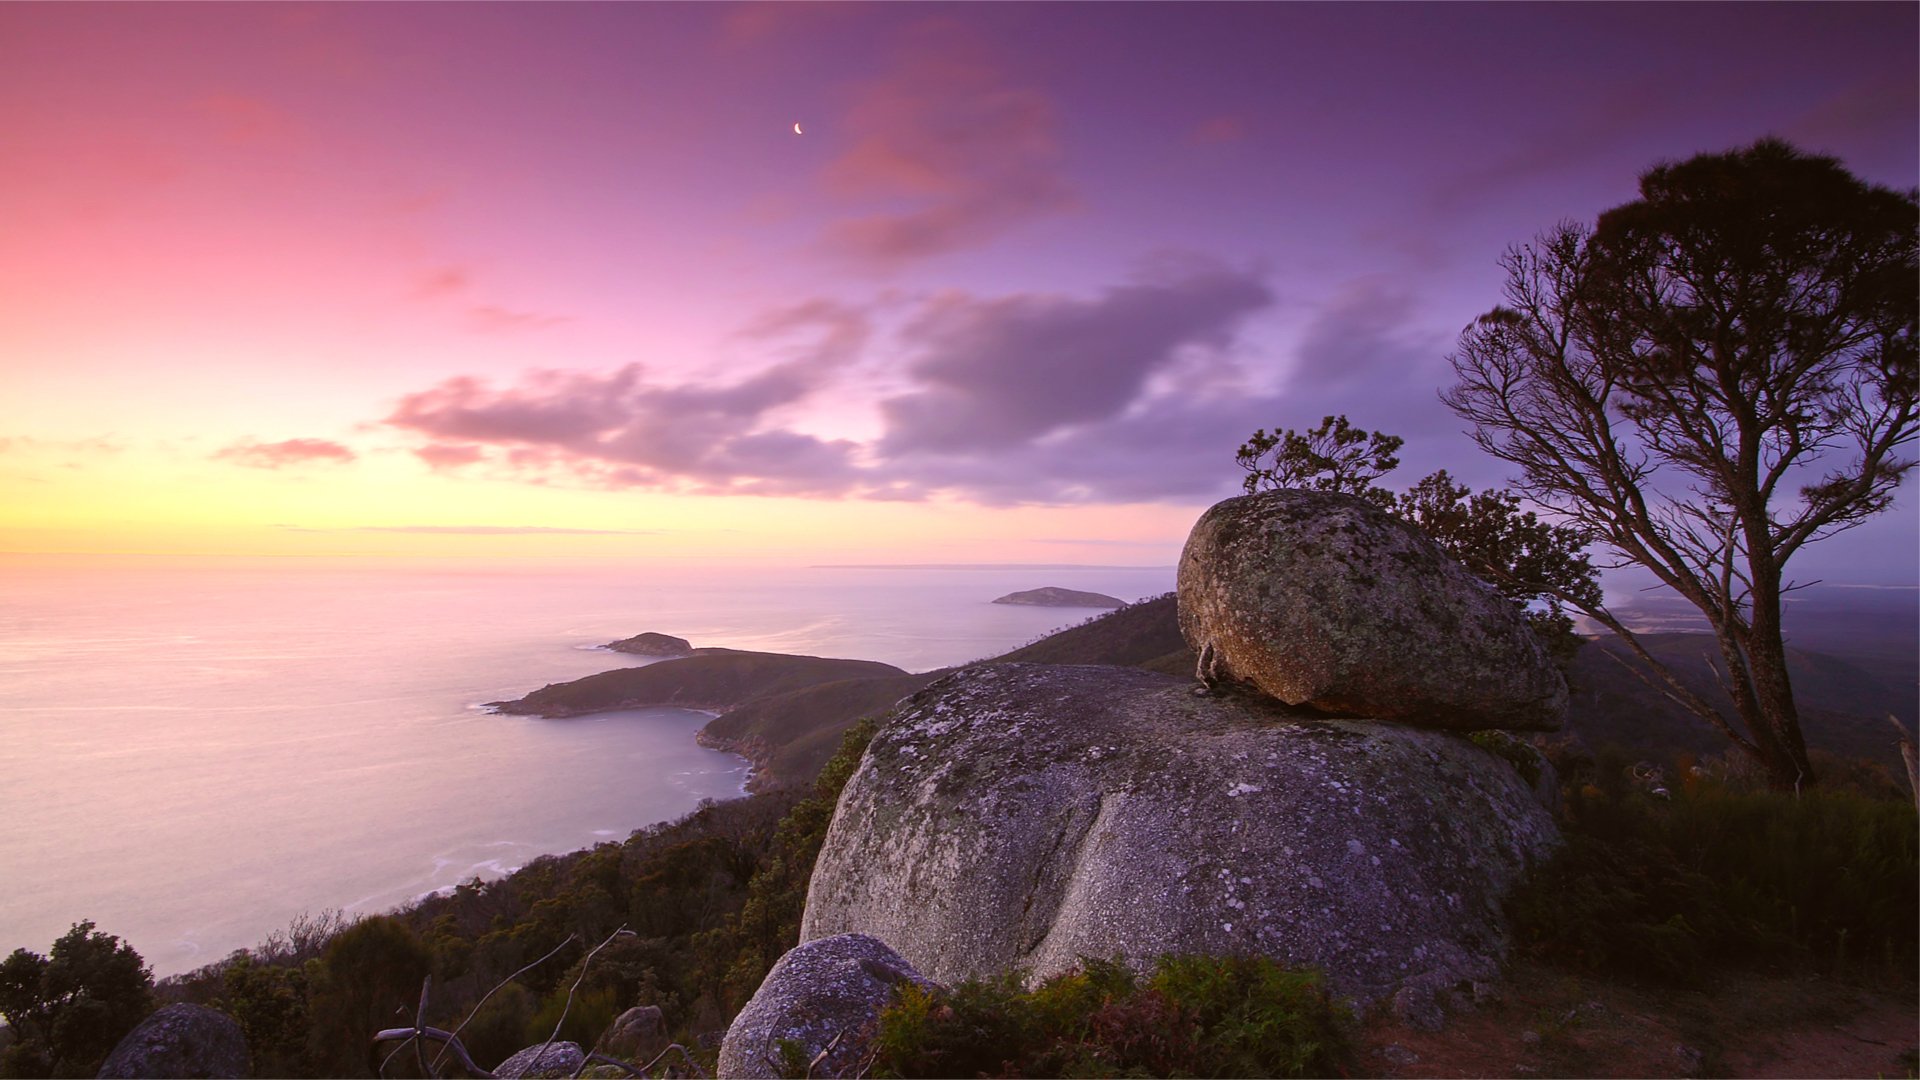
<box><xmin>1444</xmin><ymin>139</ymin><xmax>1918</xmax><ymax>790</ymax></box>
<box><xmin>0</xmin><ymin>921</ymin><xmax>153</xmax><ymax>1078</ymax></box>
<box><xmin>1237</xmin><ymin>415</ymin><xmax>1401</xmax><ymax>504</ymax></box>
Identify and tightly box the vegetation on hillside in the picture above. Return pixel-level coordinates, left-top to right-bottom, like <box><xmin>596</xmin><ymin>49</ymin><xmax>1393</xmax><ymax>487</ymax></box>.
<box><xmin>7</xmin><ymin>591</ymin><xmax>1913</xmax><ymax>1077</ymax></box>
<box><xmin>104</xmin><ymin>719</ymin><xmax>878</xmax><ymax>1077</ymax></box>
<box><xmin>1508</xmin><ymin>768</ymin><xmax>1918</xmax><ymax>982</ymax></box>
<box><xmin>868</xmin><ymin>955</ymin><xmax>1351</xmax><ymax>1079</ymax></box>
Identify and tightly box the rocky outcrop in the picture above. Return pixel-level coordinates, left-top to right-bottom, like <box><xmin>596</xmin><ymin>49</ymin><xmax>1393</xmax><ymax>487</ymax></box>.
<box><xmin>1178</xmin><ymin>489</ymin><xmax>1567</xmax><ymax>731</ymax></box>
<box><xmin>96</xmin><ymin>1003</ymin><xmax>248</xmax><ymax>1079</ymax></box>
<box><xmin>800</xmin><ymin>663</ymin><xmax>1559</xmax><ymax>1015</ymax></box>
<box><xmin>604</xmin><ymin>632</ymin><xmax>693</xmax><ymax>656</ymax></box>
<box><xmin>992</xmin><ymin>587</ymin><xmax>1127</xmax><ymax>609</ymax></box>
<box><xmin>489</xmin><ymin>650</ymin><xmax>907</xmax><ymax>718</ymax></box>
<box><xmin>495</xmin><ymin>1040</ymin><xmax>583</xmax><ymax>1078</ymax></box>
<box><xmin>716</xmin><ymin>934</ymin><xmax>931</xmax><ymax>1080</ymax></box>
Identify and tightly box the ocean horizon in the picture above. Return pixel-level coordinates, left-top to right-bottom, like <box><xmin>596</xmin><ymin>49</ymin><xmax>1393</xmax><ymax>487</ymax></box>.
<box><xmin>0</xmin><ymin>555</ymin><xmax>1176</xmax><ymax>978</ymax></box>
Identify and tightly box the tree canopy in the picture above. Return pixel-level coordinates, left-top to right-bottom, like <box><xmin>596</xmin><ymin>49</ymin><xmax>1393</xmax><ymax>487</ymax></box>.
<box><xmin>0</xmin><ymin>921</ymin><xmax>153</xmax><ymax>1079</ymax></box>
<box><xmin>1443</xmin><ymin>138</ymin><xmax>1918</xmax><ymax>789</ymax></box>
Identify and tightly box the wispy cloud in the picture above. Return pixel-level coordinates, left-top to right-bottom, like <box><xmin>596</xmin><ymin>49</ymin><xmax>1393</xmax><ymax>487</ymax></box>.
<box><xmin>275</xmin><ymin>524</ymin><xmax>659</xmax><ymax>535</ymax></box>
<box><xmin>468</xmin><ymin>304</ymin><xmax>570</xmax><ymax>335</ymax></box>
<box><xmin>381</xmin><ymin>261</ymin><xmax>1297</xmax><ymax>505</ymax></box>
<box><xmin>878</xmin><ymin>262</ymin><xmax>1273</xmax><ymax>455</ymax></box>
<box><xmin>819</xmin><ymin>23</ymin><xmax>1074</xmax><ymax>267</ymax></box>
<box><xmin>413</xmin><ymin>443</ymin><xmax>487</xmax><ymax>470</ymax></box>
<box><xmin>213</xmin><ymin>438</ymin><xmax>357</xmax><ymax>469</ymax></box>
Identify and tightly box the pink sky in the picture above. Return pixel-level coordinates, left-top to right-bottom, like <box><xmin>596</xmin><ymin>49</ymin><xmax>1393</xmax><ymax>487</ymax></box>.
<box><xmin>2</xmin><ymin>2</ymin><xmax>1914</xmax><ymax>579</ymax></box>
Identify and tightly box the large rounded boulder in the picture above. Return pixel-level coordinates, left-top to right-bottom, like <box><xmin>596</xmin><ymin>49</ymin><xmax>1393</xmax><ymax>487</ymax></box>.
<box><xmin>717</xmin><ymin>934</ymin><xmax>931</xmax><ymax>1080</ymax></box>
<box><xmin>96</xmin><ymin>1004</ymin><xmax>248</xmax><ymax>1079</ymax></box>
<box><xmin>800</xmin><ymin>664</ymin><xmax>1559</xmax><ymax>1013</ymax></box>
<box><xmin>1178</xmin><ymin>489</ymin><xmax>1567</xmax><ymax>731</ymax></box>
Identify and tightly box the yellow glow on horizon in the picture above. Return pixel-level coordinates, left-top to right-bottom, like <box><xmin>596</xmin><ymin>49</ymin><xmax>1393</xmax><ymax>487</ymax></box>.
<box><xmin>0</xmin><ymin>440</ymin><xmax>1196</xmax><ymax>565</ymax></box>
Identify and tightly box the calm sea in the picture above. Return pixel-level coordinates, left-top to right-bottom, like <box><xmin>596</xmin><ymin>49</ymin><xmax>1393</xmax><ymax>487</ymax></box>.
<box><xmin>0</xmin><ymin>556</ymin><xmax>1173</xmax><ymax>977</ymax></box>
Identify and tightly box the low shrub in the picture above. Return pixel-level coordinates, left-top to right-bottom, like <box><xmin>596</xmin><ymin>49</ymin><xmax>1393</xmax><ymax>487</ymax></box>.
<box><xmin>868</xmin><ymin>954</ymin><xmax>1350</xmax><ymax>1079</ymax></box>
<box><xmin>1509</xmin><ymin>782</ymin><xmax>1919</xmax><ymax>982</ymax></box>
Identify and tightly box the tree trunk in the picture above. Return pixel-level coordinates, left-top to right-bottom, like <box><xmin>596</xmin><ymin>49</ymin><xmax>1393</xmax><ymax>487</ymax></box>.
<box><xmin>1741</xmin><ymin>590</ymin><xmax>1815</xmax><ymax>792</ymax></box>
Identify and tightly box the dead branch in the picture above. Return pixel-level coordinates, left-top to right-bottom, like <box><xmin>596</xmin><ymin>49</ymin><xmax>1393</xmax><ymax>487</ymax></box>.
<box><xmin>431</xmin><ymin>932</ymin><xmax>579</xmax><ymax>1075</ymax></box>
<box><xmin>532</xmin><ymin>925</ymin><xmax>634</xmax><ymax>1073</ymax></box>
<box><xmin>1892</xmin><ymin>714</ymin><xmax>1918</xmax><ymax>812</ymax></box>
<box><xmin>374</xmin><ymin>1026</ymin><xmax>494</xmax><ymax>1079</ymax></box>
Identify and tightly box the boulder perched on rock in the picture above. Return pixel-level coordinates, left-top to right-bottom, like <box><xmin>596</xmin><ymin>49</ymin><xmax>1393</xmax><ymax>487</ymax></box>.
<box><xmin>801</xmin><ymin>664</ymin><xmax>1559</xmax><ymax>1015</ymax></box>
<box><xmin>717</xmin><ymin>934</ymin><xmax>931</xmax><ymax>1080</ymax></box>
<box><xmin>1178</xmin><ymin>489</ymin><xmax>1567</xmax><ymax>731</ymax></box>
<box><xmin>96</xmin><ymin>1003</ymin><xmax>248</xmax><ymax>1079</ymax></box>
<box><xmin>604</xmin><ymin>631</ymin><xmax>693</xmax><ymax>656</ymax></box>
<box><xmin>495</xmin><ymin>1040</ymin><xmax>583</xmax><ymax>1079</ymax></box>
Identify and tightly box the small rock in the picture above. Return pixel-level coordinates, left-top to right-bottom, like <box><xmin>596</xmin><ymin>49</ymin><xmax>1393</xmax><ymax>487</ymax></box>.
<box><xmin>496</xmin><ymin>1041</ymin><xmax>584</xmax><ymax>1079</ymax></box>
<box><xmin>717</xmin><ymin>934</ymin><xmax>932</xmax><ymax>1079</ymax></box>
<box><xmin>1390</xmin><ymin>985</ymin><xmax>1447</xmax><ymax>1032</ymax></box>
<box><xmin>1378</xmin><ymin>1042</ymin><xmax>1420</xmax><ymax>1066</ymax></box>
<box><xmin>1520</xmin><ymin>1029</ymin><xmax>1543</xmax><ymax>1046</ymax></box>
<box><xmin>599</xmin><ymin>1005</ymin><xmax>665</xmax><ymax>1062</ymax></box>
<box><xmin>96</xmin><ymin>1004</ymin><xmax>249</xmax><ymax>1080</ymax></box>
<box><xmin>1177</xmin><ymin>489</ymin><xmax>1568</xmax><ymax>730</ymax></box>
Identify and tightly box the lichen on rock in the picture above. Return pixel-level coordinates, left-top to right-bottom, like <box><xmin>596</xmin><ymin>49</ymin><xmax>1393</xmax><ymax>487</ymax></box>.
<box><xmin>1178</xmin><ymin>488</ymin><xmax>1569</xmax><ymax>731</ymax></box>
<box><xmin>95</xmin><ymin>1003</ymin><xmax>249</xmax><ymax>1080</ymax></box>
<box><xmin>800</xmin><ymin>663</ymin><xmax>1560</xmax><ymax>1016</ymax></box>
<box><xmin>716</xmin><ymin>933</ymin><xmax>932</xmax><ymax>1080</ymax></box>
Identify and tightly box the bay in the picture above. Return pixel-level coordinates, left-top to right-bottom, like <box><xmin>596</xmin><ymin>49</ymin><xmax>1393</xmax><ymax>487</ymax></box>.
<box><xmin>0</xmin><ymin>555</ymin><xmax>1172</xmax><ymax>976</ymax></box>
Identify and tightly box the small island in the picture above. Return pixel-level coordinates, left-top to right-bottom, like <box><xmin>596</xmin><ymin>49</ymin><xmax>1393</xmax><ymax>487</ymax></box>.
<box><xmin>991</xmin><ymin>586</ymin><xmax>1126</xmax><ymax>609</ymax></box>
<box><xmin>604</xmin><ymin>631</ymin><xmax>693</xmax><ymax>656</ymax></box>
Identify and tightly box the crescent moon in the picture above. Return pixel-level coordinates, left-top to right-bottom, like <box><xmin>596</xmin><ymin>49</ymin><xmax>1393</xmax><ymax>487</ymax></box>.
<box><xmin>793</xmin><ymin>122</ymin><xmax>804</xmax><ymax>135</ymax></box>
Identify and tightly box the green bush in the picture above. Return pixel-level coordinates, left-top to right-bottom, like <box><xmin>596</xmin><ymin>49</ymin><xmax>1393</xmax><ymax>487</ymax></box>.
<box><xmin>869</xmin><ymin>955</ymin><xmax>1350</xmax><ymax>1079</ymax></box>
<box><xmin>0</xmin><ymin>921</ymin><xmax>153</xmax><ymax>1079</ymax></box>
<box><xmin>1509</xmin><ymin>783</ymin><xmax>1919</xmax><ymax>981</ymax></box>
<box><xmin>694</xmin><ymin>716</ymin><xmax>879</xmax><ymax>1013</ymax></box>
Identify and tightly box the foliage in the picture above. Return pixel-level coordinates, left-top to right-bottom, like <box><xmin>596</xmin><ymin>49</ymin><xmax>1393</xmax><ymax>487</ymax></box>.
<box><xmin>0</xmin><ymin>921</ymin><xmax>153</xmax><ymax>1079</ymax></box>
<box><xmin>868</xmin><ymin>954</ymin><xmax>1350</xmax><ymax>1079</ymax></box>
<box><xmin>304</xmin><ymin>916</ymin><xmax>432</xmax><ymax>1077</ymax></box>
<box><xmin>1508</xmin><ymin>780</ymin><xmax>1920</xmax><ymax>983</ymax></box>
<box><xmin>148</xmin><ymin>709</ymin><xmax>885</xmax><ymax>1075</ymax></box>
<box><xmin>1444</xmin><ymin>138</ymin><xmax>1918</xmax><ymax>787</ymax></box>
<box><xmin>1396</xmin><ymin>470</ymin><xmax>1598</xmax><ymax>664</ymax></box>
<box><xmin>696</xmin><ymin>716</ymin><xmax>880</xmax><ymax>1015</ymax></box>
<box><xmin>217</xmin><ymin>954</ymin><xmax>313</xmax><ymax>1077</ymax></box>
<box><xmin>1235</xmin><ymin>415</ymin><xmax>1599</xmax><ymax>662</ymax></box>
<box><xmin>1237</xmin><ymin>414</ymin><xmax>1401</xmax><ymax>504</ymax></box>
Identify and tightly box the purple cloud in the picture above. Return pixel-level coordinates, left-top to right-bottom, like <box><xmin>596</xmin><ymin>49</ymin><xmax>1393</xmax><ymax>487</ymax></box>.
<box><xmin>413</xmin><ymin>443</ymin><xmax>486</xmax><ymax>470</ymax></box>
<box><xmin>214</xmin><ymin>438</ymin><xmax>357</xmax><ymax>468</ymax></box>
<box><xmin>819</xmin><ymin>24</ymin><xmax>1074</xmax><ymax>267</ymax></box>
<box><xmin>386</xmin><ymin>304</ymin><xmax>867</xmax><ymax>495</ymax></box>
<box><xmin>879</xmin><ymin>264</ymin><xmax>1274</xmax><ymax>454</ymax></box>
<box><xmin>376</xmin><ymin>265</ymin><xmax>1505</xmax><ymax>507</ymax></box>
